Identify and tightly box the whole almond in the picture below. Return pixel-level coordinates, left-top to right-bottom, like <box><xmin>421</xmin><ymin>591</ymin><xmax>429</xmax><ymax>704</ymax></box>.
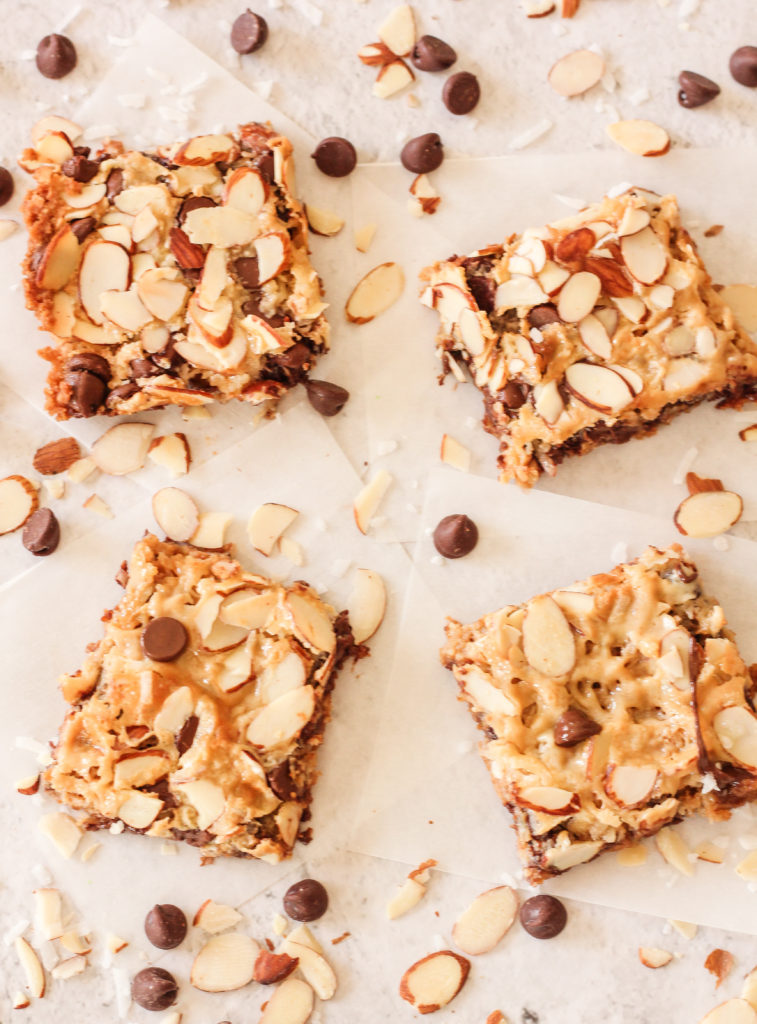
<box><xmin>583</xmin><ymin>256</ymin><xmax>634</xmax><ymax>297</ymax></box>
<box><xmin>33</xmin><ymin>437</ymin><xmax>81</xmax><ymax>475</ymax></box>
<box><xmin>169</xmin><ymin>227</ymin><xmax>206</xmax><ymax>269</ymax></box>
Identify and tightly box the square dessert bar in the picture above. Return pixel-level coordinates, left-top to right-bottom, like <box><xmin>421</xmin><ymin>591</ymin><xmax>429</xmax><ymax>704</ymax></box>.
<box><xmin>421</xmin><ymin>189</ymin><xmax>757</xmax><ymax>487</ymax></box>
<box><xmin>44</xmin><ymin>534</ymin><xmax>359</xmax><ymax>861</ymax></box>
<box><xmin>21</xmin><ymin>120</ymin><xmax>329</xmax><ymax>419</ymax></box>
<box><xmin>441</xmin><ymin>544</ymin><xmax>757</xmax><ymax>884</ymax></box>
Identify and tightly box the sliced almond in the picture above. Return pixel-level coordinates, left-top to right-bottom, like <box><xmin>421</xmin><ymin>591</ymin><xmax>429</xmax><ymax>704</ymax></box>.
<box><xmin>358</xmin><ymin>41</ymin><xmax>396</xmax><ymax>65</ymax></box>
<box><xmin>617</xmin><ymin>845</ymin><xmax>648</xmax><ymax>867</ymax></box>
<box><xmin>38</xmin><ymin>812</ymin><xmax>81</xmax><ymax>859</ymax></box>
<box><xmin>353</xmin><ymin>468</ymin><xmax>392</xmax><ymax>533</ymax></box>
<box><xmin>280</xmin><ymin>939</ymin><xmax>337</xmax><ymax>1001</ymax></box>
<box><xmin>606</xmin><ymin>119</ymin><xmax>671</xmax><ymax>157</ymax></box>
<box><xmin>373</xmin><ymin>59</ymin><xmax>414</xmax><ymax>98</ymax></box>
<box><xmin>78</xmin><ymin>240</ymin><xmax>131</xmax><ymax>325</ymax></box>
<box><xmin>617</xmin><ymin>206</ymin><xmax>651</xmax><ymax>237</ymax></box>
<box><xmin>720</xmin><ymin>285</ymin><xmax>757</xmax><ymax>333</ymax></box>
<box><xmin>674</xmin><ymin>490</ymin><xmax>742</xmax><ymax>539</ymax></box>
<box><xmin>440</xmin><ymin>434</ymin><xmax>471</xmax><ymax>472</ymax></box>
<box><xmin>254</xmin><ymin>950</ymin><xmax>299</xmax><ymax>985</ymax></box>
<box><xmin>91</xmin><ymin>422</ymin><xmax>155</xmax><ymax>476</ymax></box>
<box><xmin>347</xmin><ymin>568</ymin><xmax>386</xmax><ymax>644</ymax></box>
<box><xmin>355</xmin><ymin>223</ymin><xmax>377</xmax><ymax>252</ymax></box>
<box><xmin>248</xmin><ymin>503</ymin><xmax>299</xmax><ymax>556</ymax></box>
<box><xmin>659</xmin><ymin>628</ymin><xmax>692</xmax><ymax>689</ymax></box>
<box><xmin>174</xmin><ymin>134</ymin><xmax>237</xmax><ymax>167</ymax></box>
<box><xmin>191</xmin><ymin>932</ymin><xmax>258</xmax><ymax>992</ymax></box>
<box><xmin>259</xmin><ymin>976</ymin><xmax>315</xmax><ymax>1024</ymax></box>
<box><xmin>605</xmin><ymin>765</ymin><xmax>657</xmax><ymax>807</ymax></box>
<box><xmin>639</xmin><ymin>947</ymin><xmax>673</xmax><ymax>969</ymax></box>
<box><xmin>346</xmin><ymin>262</ymin><xmax>404</xmax><ymax>323</ymax></box>
<box><xmin>557</xmin><ymin>271</ymin><xmax>601</xmax><ymax>323</ymax></box>
<box><xmin>399</xmin><ymin>951</ymin><xmax>470</xmax><ymax>1014</ymax></box>
<box><xmin>153</xmin><ymin>686</ymin><xmax>194</xmax><ymax>734</ymax></box>
<box><xmin>609</xmin><ymin>362</ymin><xmax>644</xmax><ymax>395</ymax></box>
<box><xmin>148</xmin><ymin>434</ymin><xmax>191</xmax><ymax>477</ymax></box>
<box><xmin>193</xmin><ymin>899</ymin><xmax>243</xmax><ymax>934</ymax></box>
<box><xmin>522</xmin><ymin>595</ymin><xmax>575</xmax><ymax>676</ymax></box>
<box><xmin>37</xmin><ymin>226</ymin><xmax>80</xmax><ymax>291</ymax></box>
<box><xmin>387</xmin><ymin>877</ymin><xmax>427</xmax><ymax>921</ymax></box>
<box><xmin>51</xmin><ymin>955</ymin><xmax>87</xmax><ymax>980</ymax></box>
<box><xmin>432</xmin><ymin>281</ymin><xmax>475</xmax><ymax>323</ymax></box>
<box><xmin>113</xmin><ymin>751</ymin><xmax>168</xmax><ymax>788</ymax></box>
<box><xmin>378</xmin><ymin>3</ymin><xmax>415</xmax><ymax>56</ymax></box>
<box><xmin>256</xmin><ymin>232</ymin><xmax>291</xmax><ymax>283</ymax></box>
<box><xmin>15</xmin><ymin>937</ymin><xmax>45</xmax><ymax>999</ymax></box>
<box><xmin>64</xmin><ymin>182</ymin><xmax>107</xmax><ymax>210</ymax></box>
<box><xmin>220</xmin><ymin>589</ymin><xmax>277</xmax><ymax>630</ymax></box>
<box><xmin>496</xmin><ymin>275</ymin><xmax>549</xmax><ymax>310</ymax></box>
<box><xmin>32</xmin><ymin>115</ymin><xmax>82</xmax><ymax>145</ymax></box>
<box><xmin>739</xmin><ymin>424</ymin><xmax>757</xmax><ymax>443</ymax></box>
<box><xmin>258</xmin><ymin>651</ymin><xmax>306</xmax><ymax>704</ymax></box>
<box><xmin>305</xmin><ymin>206</ymin><xmax>345</xmax><ymax>237</ymax></box>
<box><xmin>463</xmin><ymin>666</ymin><xmax>517</xmax><ymax>717</ymax></box>
<box><xmin>101</xmin><ymin>288</ymin><xmax>152</xmax><ymax>332</ymax></box>
<box><xmin>700</xmin><ymin>1000</ymin><xmax>757</xmax><ymax>1024</ymax></box>
<box><xmin>191</xmin><ymin>512</ymin><xmax>232</xmax><ymax>550</ymax></box>
<box><xmin>82</xmin><ymin>493</ymin><xmax>113</xmax><ymax>519</ymax></box>
<box><xmin>224</xmin><ymin>166</ymin><xmax>267</xmax><ymax>216</ymax></box>
<box><xmin>217</xmin><ymin>645</ymin><xmax>254</xmax><ymax>693</ymax></box>
<box><xmin>0</xmin><ymin>475</ymin><xmax>39</xmax><ymax>535</ymax></box>
<box><xmin>564</xmin><ymin>362</ymin><xmax>634</xmax><ymax>414</ymax></box>
<box><xmin>34</xmin><ymin>888</ymin><xmax>63</xmax><ymax>941</ymax></box>
<box><xmin>184</xmin><ymin>205</ymin><xmax>257</xmax><ymax>248</ymax></box>
<box><xmin>534</xmin><ymin>380</ymin><xmax>564</xmax><ymax>424</ymax></box>
<box><xmin>742</xmin><ymin>967</ymin><xmax>757</xmax><ymax>1010</ymax></box>
<box><xmin>247</xmin><ymin>685</ymin><xmax>316</xmax><ymax>749</ymax></box>
<box><xmin>153</xmin><ymin>486</ymin><xmax>200</xmax><ymax>542</ymax></box>
<box><xmin>655</xmin><ymin>828</ymin><xmax>694</xmax><ymax>877</ymax></box>
<box><xmin>544</xmin><ymin>839</ymin><xmax>602</xmax><ymax>872</ymax></box>
<box><xmin>548</xmin><ymin>49</ymin><xmax>605</xmax><ymax>97</ymax></box>
<box><xmin>518</xmin><ymin>786</ymin><xmax>580</xmax><ymax>814</ymax></box>
<box><xmin>176</xmin><ymin>779</ymin><xmax>225</xmax><ymax>830</ymax></box>
<box><xmin>452</xmin><ymin>886</ymin><xmax>518</xmax><ymax>956</ymax></box>
<box><xmin>137</xmin><ymin>268</ymin><xmax>189</xmax><ymax>322</ymax></box>
<box><xmin>578</xmin><ymin>313</ymin><xmax>612</xmax><ymax>359</ymax></box>
<box><xmin>12</xmin><ymin>991</ymin><xmax>30</xmax><ymax>1010</ymax></box>
<box><xmin>621</xmin><ymin>226</ymin><xmax>667</xmax><ymax>285</ymax></box>
<box><xmin>118</xmin><ymin>791</ymin><xmax>163</xmax><ymax>829</ymax></box>
<box><xmin>714</xmin><ymin>706</ymin><xmax>757</xmax><ymax>767</ymax></box>
<box><xmin>696</xmin><ymin>841</ymin><xmax>725</xmax><ymax>865</ymax></box>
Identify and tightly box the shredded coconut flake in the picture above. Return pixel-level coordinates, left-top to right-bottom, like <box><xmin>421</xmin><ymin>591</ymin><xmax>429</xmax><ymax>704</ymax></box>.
<box><xmin>509</xmin><ymin>119</ymin><xmax>553</xmax><ymax>151</ymax></box>
<box><xmin>672</xmin><ymin>446</ymin><xmax>699</xmax><ymax>485</ymax></box>
<box><xmin>553</xmin><ymin>192</ymin><xmax>587</xmax><ymax>210</ymax></box>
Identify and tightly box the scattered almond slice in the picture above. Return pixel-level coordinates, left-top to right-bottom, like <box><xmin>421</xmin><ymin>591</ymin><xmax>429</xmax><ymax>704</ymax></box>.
<box><xmin>377</xmin><ymin>3</ymin><xmax>415</xmax><ymax>56</ymax></box>
<box><xmin>254</xmin><ymin>950</ymin><xmax>299</xmax><ymax>985</ymax></box>
<box><xmin>705</xmin><ymin>949</ymin><xmax>735</xmax><ymax>988</ymax></box>
<box><xmin>561</xmin><ymin>0</ymin><xmax>580</xmax><ymax>14</ymax></box>
<box><xmin>45</xmin><ymin>477</ymin><xmax>65</xmax><ymax>501</ymax></box>
<box><xmin>60</xmin><ymin>932</ymin><xmax>92</xmax><ymax>955</ymax></box>
<box><xmin>91</xmin><ymin>422</ymin><xmax>155</xmax><ymax>476</ymax></box>
<box><xmin>353</xmin><ymin>469</ymin><xmax>392</xmax><ymax>534</ymax></box>
<box><xmin>452</xmin><ymin>886</ymin><xmax>518</xmax><ymax>956</ymax></box>
<box><xmin>16</xmin><ymin>774</ymin><xmax>40</xmax><ymax>795</ymax></box>
<box><xmin>34</xmin><ymin>889</ymin><xmax>63</xmax><ymax>941</ymax></box>
<box><xmin>51</xmin><ymin>955</ymin><xmax>87</xmax><ymax>980</ymax></box>
<box><xmin>12</xmin><ymin>990</ymin><xmax>30</xmax><ymax>1010</ymax></box>
<box><xmin>248</xmin><ymin>503</ymin><xmax>299</xmax><ymax>556</ymax></box>
<box><xmin>106</xmin><ymin>933</ymin><xmax>128</xmax><ymax>955</ymax></box>
<box><xmin>674</xmin><ymin>490</ymin><xmax>743</xmax><ymax>538</ymax></box>
<box><xmin>548</xmin><ymin>49</ymin><xmax>605</xmax><ymax>96</ymax></box>
<box><xmin>700</xmin><ymin>999</ymin><xmax>757</xmax><ymax>1024</ymax></box>
<box><xmin>193</xmin><ymin>899</ymin><xmax>243</xmax><ymax>934</ymax></box>
<box><xmin>347</xmin><ymin>568</ymin><xmax>386</xmax><ymax>644</ymax></box>
<box><xmin>32</xmin><ymin>437</ymin><xmax>81</xmax><ymax>476</ymax></box>
<box><xmin>83</xmin><ymin>493</ymin><xmax>114</xmax><ymax>519</ymax></box>
<box><xmin>409</xmin><ymin>175</ymin><xmax>441</xmax><ymax>216</ymax></box>
<box><xmin>354</xmin><ymin>223</ymin><xmax>377</xmax><ymax>253</ymax></box>
<box><xmin>153</xmin><ymin>486</ymin><xmax>200</xmax><ymax>542</ymax></box>
<box><xmin>387</xmin><ymin>877</ymin><xmax>427</xmax><ymax>920</ymax></box>
<box><xmin>739</xmin><ymin>424</ymin><xmax>757</xmax><ymax>443</ymax></box>
<box><xmin>346</xmin><ymin>262</ymin><xmax>404</xmax><ymax>323</ymax></box>
<box><xmin>400</xmin><ymin>950</ymin><xmax>470</xmax><ymax>1014</ymax></box>
<box><xmin>0</xmin><ymin>218</ymin><xmax>18</xmax><ymax>241</ymax></box>
<box><xmin>606</xmin><ymin>119</ymin><xmax>671</xmax><ymax>157</ymax></box>
<box><xmin>280</xmin><ymin>938</ymin><xmax>337</xmax><ymax>1000</ymax></box>
<box><xmin>696</xmin><ymin>841</ymin><xmax>725</xmax><ymax>865</ymax></box>
<box><xmin>714</xmin><ymin>706</ymin><xmax>757</xmax><ymax>767</ymax></box>
<box><xmin>38</xmin><ymin>812</ymin><xmax>81</xmax><ymax>859</ymax></box>
<box><xmin>279</xmin><ymin>536</ymin><xmax>305</xmax><ymax>566</ymax></box>
<box><xmin>655</xmin><ymin>828</ymin><xmax>694</xmax><ymax>877</ymax></box>
<box><xmin>16</xmin><ymin>937</ymin><xmax>45</xmax><ymax>998</ymax></box>
<box><xmin>639</xmin><ymin>947</ymin><xmax>673</xmax><ymax>969</ymax></box>
<box><xmin>719</xmin><ymin>285</ymin><xmax>757</xmax><ymax>333</ymax></box>
<box><xmin>735</xmin><ymin>850</ymin><xmax>757</xmax><ymax>881</ymax></box>
<box><xmin>305</xmin><ymin>206</ymin><xmax>345</xmax><ymax>237</ymax></box>
<box><xmin>440</xmin><ymin>434</ymin><xmax>471</xmax><ymax>472</ymax></box>
<box><xmin>670</xmin><ymin>920</ymin><xmax>698</xmax><ymax>940</ymax></box>
<box><xmin>259</xmin><ymin>976</ymin><xmax>315</xmax><ymax>1024</ymax></box>
<box><xmin>523</xmin><ymin>0</ymin><xmax>556</xmax><ymax>14</ymax></box>
<box><xmin>742</xmin><ymin>967</ymin><xmax>757</xmax><ymax>1011</ymax></box>
<box><xmin>190</xmin><ymin>932</ymin><xmax>259</xmax><ymax>992</ymax></box>
<box><xmin>358</xmin><ymin>41</ymin><xmax>396</xmax><ymax>66</ymax></box>
<box><xmin>67</xmin><ymin>456</ymin><xmax>97</xmax><ymax>483</ymax></box>
<box><xmin>0</xmin><ymin>475</ymin><xmax>39</xmax><ymax>535</ymax></box>
<box><xmin>191</xmin><ymin>511</ymin><xmax>231</xmax><ymax>550</ymax></box>
<box><xmin>148</xmin><ymin>434</ymin><xmax>191</xmax><ymax>477</ymax></box>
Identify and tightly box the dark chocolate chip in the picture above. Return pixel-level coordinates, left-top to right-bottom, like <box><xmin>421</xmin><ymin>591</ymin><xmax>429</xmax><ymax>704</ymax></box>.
<box><xmin>141</xmin><ymin>617</ymin><xmax>188</xmax><ymax>662</ymax></box>
<box><xmin>176</xmin><ymin>714</ymin><xmax>199</xmax><ymax>757</ymax></box>
<box><xmin>553</xmin><ymin>708</ymin><xmax>601</xmax><ymax>747</ymax></box>
<box><xmin>106</xmin><ymin>168</ymin><xmax>124</xmax><ymax>200</ymax></box>
<box><xmin>411</xmin><ymin>34</ymin><xmax>457</xmax><ymax>72</ymax></box>
<box><xmin>442</xmin><ymin>71</ymin><xmax>480</xmax><ymax>115</ymax></box>
<box><xmin>311</xmin><ymin>137</ymin><xmax>357</xmax><ymax>178</ymax></box>
<box><xmin>283</xmin><ymin>879</ymin><xmax>328</xmax><ymax>922</ymax></box>
<box><xmin>35</xmin><ymin>34</ymin><xmax>77</xmax><ymax>79</ymax></box>
<box><xmin>22</xmin><ymin>508</ymin><xmax>60</xmax><ymax>556</ymax></box>
<box><xmin>131</xmin><ymin>967</ymin><xmax>178</xmax><ymax>1011</ymax></box>
<box><xmin>268</xmin><ymin>760</ymin><xmax>298</xmax><ymax>801</ymax></box>
<box><xmin>275</xmin><ymin>343</ymin><xmax>311</xmax><ymax>370</ymax></box>
<box><xmin>106</xmin><ymin>382</ymin><xmax>140</xmax><ymax>408</ymax></box>
<box><xmin>0</xmin><ymin>167</ymin><xmax>14</xmax><ymax>207</ymax></box>
<box><xmin>65</xmin><ymin>371</ymin><xmax>106</xmax><ymax>417</ymax></box>
<box><xmin>501</xmin><ymin>380</ymin><xmax>528</xmax><ymax>411</ymax></box>
<box><xmin>234</xmin><ymin>256</ymin><xmax>260</xmax><ymax>289</ymax></box>
<box><xmin>432</xmin><ymin>513</ymin><xmax>478</xmax><ymax>559</ymax></box>
<box><xmin>144</xmin><ymin>904</ymin><xmax>187</xmax><ymax>950</ymax></box>
<box><xmin>66</xmin><ymin>352</ymin><xmax>110</xmax><ymax>381</ymax></box>
<box><xmin>400</xmin><ymin>133</ymin><xmax>444</xmax><ymax>174</ymax></box>
<box><xmin>677</xmin><ymin>70</ymin><xmax>720</xmax><ymax>108</ymax></box>
<box><xmin>528</xmin><ymin>304</ymin><xmax>561</xmax><ymax>328</ymax></box>
<box><xmin>70</xmin><ymin>216</ymin><xmax>97</xmax><ymax>242</ymax></box>
<box><xmin>231</xmin><ymin>9</ymin><xmax>269</xmax><ymax>54</ymax></box>
<box><xmin>61</xmin><ymin>154</ymin><xmax>99</xmax><ymax>182</ymax></box>
<box><xmin>467</xmin><ymin>274</ymin><xmax>495</xmax><ymax>313</ymax></box>
<box><xmin>519</xmin><ymin>895</ymin><xmax>567</xmax><ymax>939</ymax></box>
<box><xmin>178</xmin><ymin>195</ymin><xmax>216</xmax><ymax>226</ymax></box>
<box><xmin>172</xmin><ymin>827</ymin><xmax>213</xmax><ymax>847</ymax></box>
<box><xmin>730</xmin><ymin>46</ymin><xmax>757</xmax><ymax>87</ymax></box>
<box><xmin>130</xmin><ymin>358</ymin><xmax>162</xmax><ymax>378</ymax></box>
<box><xmin>255</xmin><ymin>150</ymin><xmax>275</xmax><ymax>184</ymax></box>
<box><xmin>304</xmin><ymin>379</ymin><xmax>349</xmax><ymax>417</ymax></box>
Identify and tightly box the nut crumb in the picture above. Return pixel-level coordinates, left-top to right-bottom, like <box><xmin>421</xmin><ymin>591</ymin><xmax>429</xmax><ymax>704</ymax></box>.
<box><xmin>703</xmin><ymin>224</ymin><xmax>724</xmax><ymax>238</ymax></box>
<box><xmin>331</xmin><ymin>931</ymin><xmax>351</xmax><ymax>945</ymax></box>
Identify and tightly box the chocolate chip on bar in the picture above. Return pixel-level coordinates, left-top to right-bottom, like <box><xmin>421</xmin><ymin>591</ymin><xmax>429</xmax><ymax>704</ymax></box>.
<box><xmin>20</xmin><ymin>121</ymin><xmax>330</xmax><ymax>420</ymax></box>
<box><xmin>43</xmin><ymin>534</ymin><xmax>363</xmax><ymax>863</ymax></box>
<box><xmin>441</xmin><ymin>544</ymin><xmax>757</xmax><ymax>883</ymax></box>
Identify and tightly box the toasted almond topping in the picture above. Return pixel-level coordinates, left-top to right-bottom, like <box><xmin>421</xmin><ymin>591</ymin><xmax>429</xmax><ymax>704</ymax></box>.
<box><xmin>348</xmin><ymin>568</ymin><xmax>387</xmax><ymax>644</ymax></box>
<box><xmin>522</xmin><ymin>595</ymin><xmax>576</xmax><ymax>676</ymax></box>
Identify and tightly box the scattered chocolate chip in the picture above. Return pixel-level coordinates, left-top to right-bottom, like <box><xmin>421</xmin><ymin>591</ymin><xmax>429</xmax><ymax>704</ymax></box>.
<box><xmin>433</xmin><ymin>513</ymin><xmax>479</xmax><ymax>559</ymax></box>
<box><xmin>501</xmin><ymin>380</ymin><xmax>528</xmax><ymax>411</ymax></box>
<box><xmin>442</xmin><ymin>71</ymin><xmax>481</xmax><ymax>115</ymax></box>
<box><xmin>131</xmin><ymin>967</ymin><xmax>178</xmax><ymax>1011</ymax></box>
<box><xmin>520</xmin><ymin>895</ymin><xmax>567</xmax><ymax>939</ymax></box>
<box><xmin>22</xmin><ymin>508</ymin><xmax>60</xmax><ymax>556</ymax></box>
<box><xmin>106</xmin><ymin>382</ymin><xmax>140</xmax><ymax>407</ymax></box>
<box><xmin>141</xmin><ymin>617</ymin><xmax>188</xmax><ymax>662</ymax></box>
<box><xmin>234</xmin><ymin>256</ymin><xmax>260</xmax><ymax>289</ymax></box>
<box><xmin>304</xmin><ymin>379</ymin><xmax>349</xmax><ymax>417</ymax></box>
<box><xmin>411</xmin><ymin>34</ymin><xmax>457</xmax><ymax>72</ymax></box>
<box><xmin>61</xmin><ymin>154</ymin><xmax>99</xmax><ymax>182</ymax></box>
<box><xmin>130</xmin><ymin>358</ymin><xmax>162</xmax><ymax>379</ymax></box>
<box><xmin>283</xmin><ymin>879</ymin><xmax>328</xmax><ymax>922</ymax></box>
<box><xmin>65</xmin><ymin>371</ymin><xmax>106</xmax><ymax>417</ymax></box>
<box><xmin>105</xmin><ymin>168</ymin><xmax>124</xmax><ymax>200</ymax></box>
<box><xmin>553</xmin><ymin>708</ymin><xmax>601</xmax><ymax>747</ymax></box>
<box><xmin>268</xmin><ymin>759</ymin><xmax>298</xmax><ymax>801</ymax></box>
<box><xmin>400</xmin><ymin>133</ymin><xmax>444</xmax><ymax>174</ymax></box>
<box><xmin>178</xmin><ymin>195</ymin><xmax>216</xmax><ymax>226</ymax></box>
<box><xmin>730</xmin><ymin>45</ymin><xmax>757</xmax><ymax>87</ymax></box>
<box><xmin>66</xmin><ymin>352</ymin><xmax>110</xmax><ymax>381</ymax></box>
<box><xmin>528</xmin><ymin>304</ymin><xmax>561</xmax><ymax>328</ymax></box>
<box><xmin>678</xmin><ymin>70</ymin><xmax>720</xmax><ymax>108</ymax></box>
<box><xmin>35</xmin><ymin>34</ymin><xmax>77</xmax><ymax>79</ymax></box>
<box><xmin>231</xmin><ymin>9</ymin><xmax>269</xmax><ymax>54</ymax></box>
<box><xmin>70</xmin><ymin>216</ymin><xmax>97</xmax><ymax>242</ymax></box>
<box><xmin>176</xmin><ymin>714</ymin><xmax>199</xmax><ymax>757</ymax></box>
<box><xmin>0</xmin><ymin>167</ymin><xmax>14</xmax><ymax>207</ymax></box>
<box><xmin>311</xmin><ymin>137</ymin><xmax>357</xmax><ymax>178</ymax></box>
<box><xmin>144</xmin><ymin>904</ymin><xmax>187</xmax><ymax>950</ymax></box>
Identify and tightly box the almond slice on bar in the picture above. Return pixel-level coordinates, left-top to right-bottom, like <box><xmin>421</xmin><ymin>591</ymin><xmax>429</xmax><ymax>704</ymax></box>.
<box><xmin>190</xmin><ymin>932</ymin><xmax>259</xmax><ymax>992</ymax></box>
<box><xmin>674</xmin><ymin>490</ymin><xmax>742</xmax><ymax>538</ymax></box>
<box><xmin>153</xmin><ymin>486</ymin><xmax>200</xmax><ymax>542</ymax></box>
<box><xmin>305</xmin><ymin>206</ymin><xmax>345</xmax><ymax>237</ymax></box>
<box><xmin>719</xmin><ymin>284</ymin><xmax>757</xmax><ymax>333</ymax></box>
<box><xmin>347</xmin><ymin>568</ymin><xmax>387</xmax><ymax>643</ymax></box>
<box><xmin>91</xmin><ymin>422</ymin><xmax>155</xmax><ymax>476</ymax></box>
<box><xmin>620</xmin><ymin>226</ymin><xmax>667</xmax><ymax>284</ymax></box>
<box><xmin>639</xmin><ymin>947</ymin><xmax>673</xmax><ymax>968</ymax></box>
<box><xmin>557</xmin><ymin>271</ymin><xmax>601</xmax><ymax>322</ymax></box>
<box><xmin>606</xmin><ymin>119</ymin><xmax>671</xmax><ymax>157</ymax></box>
<box><xmin>259</xmin><ymin>977</ymin><xmax>315</xmax><ymax>1024</ymax></box>
<box><xmin>452</xmin><ymin>886</ymin><xmax>518</xmax><ymax>956</ymax></box>
<box><xmin>354</xmin><ymin>469</ymin><xmax>392</xmax><ymax>534</ymax></box>
<box><xmin>248</xmin><ymin>503</ymin><xmax>299</xmax><ymax>556</ymax></box>
<box><xmin>399</xmin><ymin>950</ymin><xmax>470</xmax><ymax>1014</ymax></box>
<box><xmin>0</xmin><ymin>475</ymin><xmax>39</xmax><ymax>535</ymax></box>
<box><xmin>377</xmin><ymin>4</ymin><xmax>416</xmax><ymax>56</ymax></box>
<box><xmin>15</xmin><ymin>937</ymin><xmax>45</xmax><ymax>998</ymax></box>
<box><xmin>548</xmin><ymin>49</ymin><xmax>605</xmax><ymax>96</ymax></box>
<box><xmin>564</xmin><ymin>362</ymin><xmax>634</xmax><ymax>414</ymax></box>
<box><xmin>700</xmin><ymin>1000</ymin><xmax>757</xmax><ymax>1024</ymax></box>
<box><xmin>522</xmin><ymin>595</ymin><xmax>575</xmax><ymax>676</ymax></box>
<box><xmin>346</xmin><ymin>262</ymin><xmax>404</xmax><ymax>323</ymax></box>
<box><xmin>713</xmin><ymin>706</ymin><xmax>757</xmax><ymax>767</ymax></box>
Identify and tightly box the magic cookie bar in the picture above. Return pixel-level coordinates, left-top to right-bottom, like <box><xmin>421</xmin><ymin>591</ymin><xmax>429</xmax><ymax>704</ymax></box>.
<box><xmin>44</xmin><ymin>534</ymin><xmax>361</xmax><ymax>861</ymax></box>
<box><xmin>21</xmin><ymin>119</ymin><xmax>328</xmax><ymax>419</ymax></box>
<box><xmin>441</xmin><ymin>545</ymin><xmax>757</xmax><ymax>883</ymax></box>
<box><xmin>421</xmin><ymin>190</ymin><xmax>757</xmax><ymax>487</ymax></box>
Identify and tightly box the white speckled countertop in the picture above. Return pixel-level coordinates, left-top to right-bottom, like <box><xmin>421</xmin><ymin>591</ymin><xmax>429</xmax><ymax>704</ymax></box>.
<box><xmin>2</xmin><ymin>2</ymin><xmax>757</xmax><ymax>1022</ymax></box>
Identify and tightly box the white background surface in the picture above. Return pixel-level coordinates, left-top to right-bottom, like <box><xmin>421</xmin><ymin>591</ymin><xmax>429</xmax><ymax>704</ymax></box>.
<box><xmin>2</xmin><ymin>2</ymin><xmax>757</xmax><ymax>1022</ymax></box>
